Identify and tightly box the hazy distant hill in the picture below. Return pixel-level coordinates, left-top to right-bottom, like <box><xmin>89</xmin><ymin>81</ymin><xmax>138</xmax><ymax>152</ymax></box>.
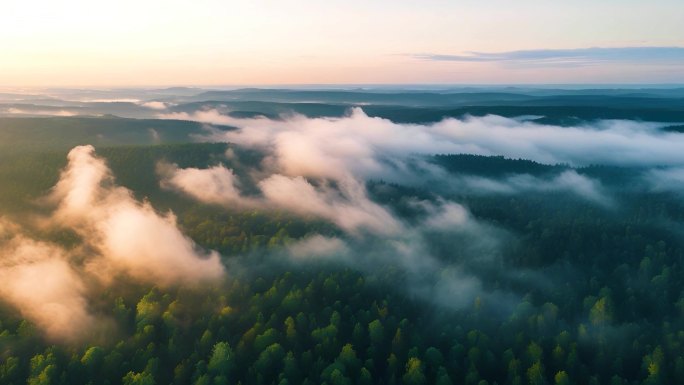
<box><xmin>0</xmin><ymin>116</ymin><xmax>221</xmax><ymax>152</ymax></box>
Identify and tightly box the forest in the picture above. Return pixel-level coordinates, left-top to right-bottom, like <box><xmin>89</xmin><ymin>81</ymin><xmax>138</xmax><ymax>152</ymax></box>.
<box><xmin>1</xmin><ymin>88</ymin><xmax>684</xmax><ymax>385</ymax></box>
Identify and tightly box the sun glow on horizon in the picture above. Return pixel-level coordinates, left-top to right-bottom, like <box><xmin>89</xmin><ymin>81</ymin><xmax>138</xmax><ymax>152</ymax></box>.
<box><xmin>1</xmin><ymin>0</ymin><xmax>683</xmax><ymax>86</ymax></box>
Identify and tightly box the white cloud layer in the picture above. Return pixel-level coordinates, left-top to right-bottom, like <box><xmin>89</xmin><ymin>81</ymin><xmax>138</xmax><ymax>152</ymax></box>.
<box><xmin>159</xmin><ymin>107</ymin><xmax>665</xmax><ymax>309</ymax></box>
<box><xmin>0</xmin><ymin>222</ymin><xmax>93</xmax><ymax>341</ymax></box>
<box><xmin>49</xmin><ymin>145</ymin><xmax>224</xmax><ymax>285</ymax></box>
<box><xmin>162</xmin><ymin>108</ymin><xmax>684</xmax><ymax>169</ymax></box>
<box><xmin>0</xmin><ymin>146</ymin><xmax>224</xmax><ymax>340</ymax></box>
<box><xmin>456</xmin><ymin>170</ymin><xmax>612</xmax><ymax>206</ymax></box>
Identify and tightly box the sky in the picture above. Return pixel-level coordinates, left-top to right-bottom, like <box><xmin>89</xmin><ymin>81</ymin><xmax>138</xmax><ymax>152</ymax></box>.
<box><xmin>1</xmin><ymin>0</ymin><xmax>683</xmax><ymax>87</ymax></box>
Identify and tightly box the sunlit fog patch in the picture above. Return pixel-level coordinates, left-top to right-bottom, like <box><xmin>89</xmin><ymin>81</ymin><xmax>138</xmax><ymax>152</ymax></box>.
<box><xmin>258</xmin><ymin>174</ymin><xmax>402</xmax><ymax>235</ymax></box>
<box><xmin>81</xmin><ymin>98</ymin><xmax>141</xmax><ymax>103</ymax></box>
<box><xmin>48</xmin><ymin>145</ymin><xmax>225</xmax><ymax>286</ymax></box>
<box><xmin>161</xmin><ymin>163</ymin><xmax>250</xmax><ymax>207</ymax></box>
<box><xmin>140</xmin><ymin>101</ymin><xmax>170</xmax><ymax>110</ymax></box>
<box><xmin>287</xmin><ymin>235</ymin><xmax>350</xmax><ymax>260</ymax></box>
<box><xmin>4</xmin><ymin>107</ymin><xmax>78</xmax><ymax>116</ymax></box>
<box><xmin>163</xmin><ymin>107</ymin><xmax>684</xmax><ymax>168</ymax></box>
<box><xmin>161</xmin><ymin>164</ymin><xmax>403</xmax><ymax>235</ymax></box>
<box><xmin>0</xmin><ymin>146</ymin><xmax>225</xmax><ymax>340</ymax></box>
<box><xmin>0</xmin><ymin>227</ymin><xmax>93</xmax><ymax>342</ymax></box>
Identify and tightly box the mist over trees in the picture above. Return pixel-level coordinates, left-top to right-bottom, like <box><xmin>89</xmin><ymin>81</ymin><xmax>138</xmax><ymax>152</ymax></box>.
<box><xmin>2</xmin><ymin>87</ymin><xmax>684</xmax><ymax>385</ymax></box>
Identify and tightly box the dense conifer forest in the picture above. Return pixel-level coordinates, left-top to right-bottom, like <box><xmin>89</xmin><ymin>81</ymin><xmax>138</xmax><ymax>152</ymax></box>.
<box><xmin>2</xmin><ymin>88</ymin><xmax>684</xmax><ymax>385</ymax></box>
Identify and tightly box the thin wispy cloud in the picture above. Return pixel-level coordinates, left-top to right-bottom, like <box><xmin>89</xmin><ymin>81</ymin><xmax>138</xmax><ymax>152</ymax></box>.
<box><xmin>413</xmin><ymin>46</ymin><xmax>684</xmax><ymax>67</ymax></box>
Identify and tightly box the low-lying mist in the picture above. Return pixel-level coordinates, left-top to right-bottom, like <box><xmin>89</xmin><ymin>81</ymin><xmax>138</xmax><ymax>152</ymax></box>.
<box><xmin>4</xmin><ymin>106</ymin><xmax>684</xmax><ymax>342</ymax></box>
<box><xmin>163</xmin><ymin>107</ymin><xmax>684</xmax><ymax>168</ymax></box>
<box><xmin>161</xmin><ymin>107</ymin><xmax>684</xmax><ymax>206</ymax></box>
<box><xmin>155</xmin><ymin>107</ymin><xmax>684</xmax><ymax>316</ymax></box>
<box><xmin>0</xmin><ymin>146</ymin><xmax>223</xmax><ymax>341</ymax></box>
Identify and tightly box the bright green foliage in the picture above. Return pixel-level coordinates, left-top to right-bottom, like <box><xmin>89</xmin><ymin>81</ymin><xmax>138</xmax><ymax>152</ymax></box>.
<box><xmin>554</xmin><ymin>370</ymin><xmax>570</xmax><ymax>385</ymax></box>
<box><xmin>28</xmin><ymin>353</ymin><xmax>57</xmax><ymax>385</ymax></box>
<box><xmin>208</xmin><ymin>342</ymin><xmax>235</xmax><ymax>378</ymax></box>
<box><xmin>403</xmin><ymin>357</ymin><xmax>427</xmax><ymax>385</ymax></box>
<box><xmin>527</xmin><ymin>361</ymin><xmax>545</xmax><ymax>385</ymax></box>
<box><xmin>368</xmin><ymin>320</ymin><xmax>384</xmax><ymax>345</ymax></box>
<box><xmin>589</xmin><ymin>297</ymin><xmax>613</xmax><ymax>327</ymax></box>
<box><xmin>123</xmin><ymin>371</ymin><xmax>156</xmax><ymax>385</ymax></box>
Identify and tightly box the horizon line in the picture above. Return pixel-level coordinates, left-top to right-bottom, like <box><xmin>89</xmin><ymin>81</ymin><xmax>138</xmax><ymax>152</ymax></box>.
<box><xmin>3</xmin><ymin>82</ymin><xmax>684</xmax><ymax>91</ymax></box>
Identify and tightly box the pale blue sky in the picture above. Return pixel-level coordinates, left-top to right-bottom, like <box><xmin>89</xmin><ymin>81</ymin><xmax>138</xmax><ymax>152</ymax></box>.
<box><xmin>1</xmin><ymin>0</ymin><xmax>682</xmax><ymax>86</ymax></box>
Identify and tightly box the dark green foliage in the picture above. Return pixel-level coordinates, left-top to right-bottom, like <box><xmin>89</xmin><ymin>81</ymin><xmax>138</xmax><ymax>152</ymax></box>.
<box><xmin>2</xmin><ymin>127</ymin><xmax>684</xmax><ymax>385</ymax></box>
<box><xmin>0</xmin><ymin>116</ymin><xmax>214</xmax><ymax>152</ymax></box>
<box><xmin>432</xmin><ymin>154</ymin><xmax>567</xmax><ymax>177</ymax></box>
